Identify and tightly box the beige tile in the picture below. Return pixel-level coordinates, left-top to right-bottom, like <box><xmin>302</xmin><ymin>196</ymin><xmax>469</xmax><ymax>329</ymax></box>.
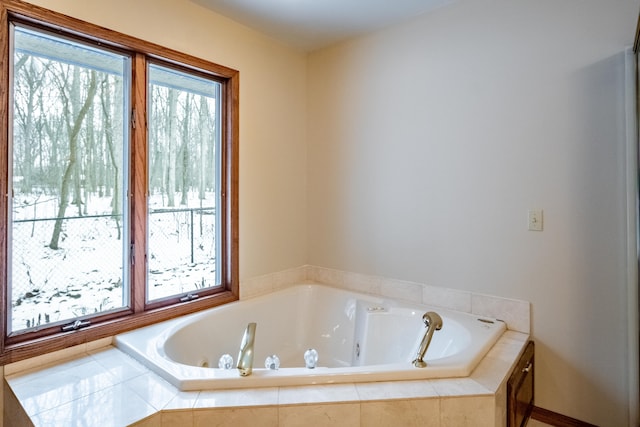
<box><xmin>471</xmin><ymin>332</ymin><xmax>529</xmax><ymax>393</ymax></box>
<box><xmin>124</xmin><ymin>372</ymin><xmax>179</xmax><ymax>411</ymax></box>
<box><xmin>279</xmin><ymin>403</ymin><xmax>360</xmax><ymax>427</ymax></box>
<box><xmin>494</xmin><ymin>383</ymin><xmax>507</xmax><ymax>427</ymax></box>
<box><xmin>485</xmin><ymin>332</ymin><xmax>529</xmax><ymax>364</ymax></box>
<box><xmin>8</xmin><ymin>359</ymin><xmax>120</xmax><ymax>416</ymax></box>
<box><xmin>29</xmin><ymin>383</ymin><xmax>156</xmax><ymax>427</ymax></box>
<box><xmin>195</xmin><ymin>387</ymin><xmax>278</xmax><ymax>408</ymax></box>
<box><xmin>240</xmin><ymin>274</ymin><xmax>275</xmax><ymax>299</ymax></box>
<box><xmin>431</xmin><ymin>377</ymin><xmax>491</xmax><ymax>397</ymax></box>
<box><xmin>129</xmin><ymin>413</ymin><xmax>161</xmax><ymax>427</ymax></box>
<box><xmin>4</xmin><ymin>379</ymin><xmax>34</xmax><ymax>427</ymax></box>
<box><xmin>379</xmin><ymin>278</ymin><xmax>423</xmax><ymax>303</ymax></box>
<box><xmin>163</xmin><ymin>391</ymin><xmax>200</xmax><ymax>410</ymax></box>
<box><xmin>470</xmin><ymin>354</ymin><xmax>512</xmax><ymax>393</ymax></box>
<box><xmin>422</xmin><ymin>285</ymin><xmax>472</xmax><ymax>313</ymax></box>
<box><xmin>6</xmin><ymin>355</ymin><xmax>91</xmax><ymax>387</ymax></box>
<box><xmin>162</xmin><ymin>409</ymin><xmax>193</xmax><ymax>426</ymax></box>
<box><xmin>273</xmin><ymin>266</ymin><xmax>307</xmax><ymax>289</ymax></box>
<box><xmin>356</xmin><ymin>379</ymin><xmax>438</xmax><ymax>401</ymax></box>
<box><xmin>440</xmin><ymin>395</ymin><xmax>495</xmax><ymax>427</ymax></box>
<box><xmin>342</xmin><ymin>271</ymin><xmax>383</xmax><ymax>295</ymax></box>
<box><xmin>471</xmin><ymin>294</ymin><xmax>530</xmax><ymax>334</ymax></box>
<box><xmin>193</xmin><ymin>407</ymin><xmax>278</xmax><ymax>427</ymax></box>
<box><xmin>4</xmin><ymin>347</ymin><xmax>89</xmax><ymax>377</ymax></box>
<box><xmin>278</xmin><ymin>383</ymin><xmax>359</xmax><ymax>405</ymax></box>
<box><xmin>89</xmin><ymin>347</ymin><xmax>149</xmax><ymax>383</ymax></box>
<box><xmin>361</xmin><ymin>398</ymin><xmax>440</xmax><ymax>427</ymax></box>
<box><xmin>307</xmin><ymin>266</ymin><xmax>344</xmax><ymax>287</ymax></box>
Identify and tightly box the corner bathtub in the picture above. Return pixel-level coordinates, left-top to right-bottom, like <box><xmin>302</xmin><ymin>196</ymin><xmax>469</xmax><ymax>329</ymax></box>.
<box><xmin>115</xmin><ymin>284</ymin><xmax>506</xmax><ymax>390</ymax></box>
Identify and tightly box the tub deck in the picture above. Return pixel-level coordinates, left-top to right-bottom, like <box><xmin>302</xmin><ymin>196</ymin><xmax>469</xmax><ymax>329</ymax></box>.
<box><xmin>3</xmin><ymin>271</ymin><xmax>531</xmax><ymax>425</ymax></box>
<box><xmin>3</xmin><ymin>330</ymin><xmax>529</xmax><ymax>426</ymax></box>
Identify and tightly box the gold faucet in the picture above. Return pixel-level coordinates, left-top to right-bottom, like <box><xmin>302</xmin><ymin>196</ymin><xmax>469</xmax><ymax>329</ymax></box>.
<box><xmin>237</xmin><ymin>322</ymin><xmax>257</xmax><ymax>376</ymax></box>
<box><xmin>412</xmin><ymin>312</ymin><xmax>443</xmax><ymax>368</ymax></box>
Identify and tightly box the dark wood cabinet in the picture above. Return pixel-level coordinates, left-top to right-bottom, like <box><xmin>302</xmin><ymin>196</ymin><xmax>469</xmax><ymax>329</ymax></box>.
<box><xmin>507</xmin><ymin>340</ymin><xmax>535</xmax><ymax>427</ymax></box>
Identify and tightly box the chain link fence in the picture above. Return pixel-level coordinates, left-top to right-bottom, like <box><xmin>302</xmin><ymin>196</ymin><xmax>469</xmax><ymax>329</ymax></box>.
<box><xmin>147</xmin><ymin>206</ymin><xmax>217</xmax><ymax>301</ymax></box>
<box><xmin>10</xmin><ymin>206</ymin><xmax>217</xmax><ymax>332</ymax></box>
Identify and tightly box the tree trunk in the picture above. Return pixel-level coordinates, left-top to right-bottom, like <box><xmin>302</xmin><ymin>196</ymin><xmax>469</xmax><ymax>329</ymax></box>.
<box><xmin>166</xmin><ymin>88</ymin><xmax>178</xmax><ymax>207</ymax></box>
<box><xmin>70</xmin><ymin>68</ymin><xmax>83</xmax><ymax>214</ymax></box>
<box><xmin>101</xmin><ymin>75</ymin><xmax>121</xmax><ymax>240</ymax></box>
<box><xmin>49</xmin><ymin>70</ymin><xmax>98</xmax><ymax>249</ymax></box>
<box><xmin>180</xmin><ymin>93</ymin><xmax>191</xmax><ymax>206</ymax></box>
<box><xmin>198</xmin><ymin>96</ymin><xmax>209</xmax><ymax>200</ymax></box>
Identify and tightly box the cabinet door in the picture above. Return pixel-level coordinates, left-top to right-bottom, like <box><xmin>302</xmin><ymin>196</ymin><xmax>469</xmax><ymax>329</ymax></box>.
<box><xmin>507</xmin><ymin>340</ymin><xmax>534</xmax><ymax>427</ymax></box>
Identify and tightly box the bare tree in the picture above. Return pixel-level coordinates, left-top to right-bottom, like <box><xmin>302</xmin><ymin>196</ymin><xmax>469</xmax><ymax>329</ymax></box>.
<box><xmin>13</xmin><ymin>56</ymin><xmax>48</xmax><ymax>194</ymax></box>
<box><xmin>49</xmin><ymin>68</ymin><xmax>98</xmax><ymax>250</ymax></box>
<box><xmin>198</xmin><ymin>96</ymin><xmax>210</xmax><ymax>201</ymax></box>
<box><xmin>179</xmin><ymin>93</ymin><xmax>193</xmax><ymax>206</ymax></box>
<box><xmin>165</xmin><ymin>88</ymin><xmax>178</xmax><ymax>207</ymax></box>
<box><xmin>100</xmin><ymin>75</ymin><xmax>122</xmax><ymax>239</ymax></box>
<box><xmin>149</xmin><ymin>85</ymin><xmax>166</xmax><ymax>197</ymax></box>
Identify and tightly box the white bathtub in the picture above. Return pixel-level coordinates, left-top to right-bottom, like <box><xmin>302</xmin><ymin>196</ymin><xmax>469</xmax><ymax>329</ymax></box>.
<box><xmin>116</xmin><ymin>284</ymin><xmax>506</xmax><ymax>390</ymax></box>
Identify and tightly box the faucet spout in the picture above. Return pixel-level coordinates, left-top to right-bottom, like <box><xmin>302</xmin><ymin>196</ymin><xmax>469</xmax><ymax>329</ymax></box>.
<box><xmin>237</xmin><ymin>322</ymin><xmax>257</xmax><ymax>376</ymax></box>
<box><xmin>412</xmin><ymin>311</ymin><xmax>443</xmax><ymax>368</ymax></box>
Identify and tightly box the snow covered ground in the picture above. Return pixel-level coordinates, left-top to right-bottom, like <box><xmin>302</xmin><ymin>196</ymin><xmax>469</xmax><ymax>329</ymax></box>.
<box><xmin>9</xmin><ymin>190</ymin><xmax>217</xmax><ymax>332</ymax></box>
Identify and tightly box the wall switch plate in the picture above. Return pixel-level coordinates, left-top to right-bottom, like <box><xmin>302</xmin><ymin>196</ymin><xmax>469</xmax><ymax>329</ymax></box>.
<box><xmin>528</xmin><ymin>209</ymin><xmax>543</xmax><ymax>231</ymax></box>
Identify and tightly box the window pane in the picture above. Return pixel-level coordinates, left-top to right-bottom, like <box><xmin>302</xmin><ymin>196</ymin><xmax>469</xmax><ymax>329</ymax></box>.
<box><xmin>9</xmin><ymin>26</ymin><xmax>130</xmax><ymax>333</ymax></box>
<box><xmin>147</xmin><ymin>64</ymin><xmax>222</xmax><ymax>302</ymax></box>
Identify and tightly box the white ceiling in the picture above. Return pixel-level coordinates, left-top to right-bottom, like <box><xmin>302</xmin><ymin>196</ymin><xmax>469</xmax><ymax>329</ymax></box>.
<box><xmin>193</xmin><ymin>0</ymin><xmax>456</xmax><ymax>51</ymax></box>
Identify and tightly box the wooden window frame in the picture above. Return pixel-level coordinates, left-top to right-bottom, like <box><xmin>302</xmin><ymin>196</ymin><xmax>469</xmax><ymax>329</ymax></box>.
<box><xmin>0</xmin><ymin>0</ymin><xmax>239</xmax><ymax>365</ymax></box>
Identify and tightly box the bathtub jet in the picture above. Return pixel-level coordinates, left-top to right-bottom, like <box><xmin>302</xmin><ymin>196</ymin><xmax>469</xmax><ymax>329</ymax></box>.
<box><xmin>115</xmin><ymin>284</ymin><xmax>506</xmax><ymax>390</ymax></box>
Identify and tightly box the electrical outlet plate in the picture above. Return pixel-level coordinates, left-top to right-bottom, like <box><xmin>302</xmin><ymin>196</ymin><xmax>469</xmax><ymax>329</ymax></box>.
<box><xmin>528</xmin><ymin>209</ymin><xmax>543</xmax><ymax>231</ymax></box>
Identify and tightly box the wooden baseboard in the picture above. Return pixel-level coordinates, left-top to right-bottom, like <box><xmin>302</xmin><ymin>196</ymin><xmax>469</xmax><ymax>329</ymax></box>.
<box><xmin>531</xmin><ymin>406</ymin><xmax>600</xmax><ymax>427</ymax></box>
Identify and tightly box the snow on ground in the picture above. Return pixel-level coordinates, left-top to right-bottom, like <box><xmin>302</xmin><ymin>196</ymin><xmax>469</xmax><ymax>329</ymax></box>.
<box><xmin>10</xmin><ymin>190</ymin><xmax>217</xmax><ymax>332</ymax></box>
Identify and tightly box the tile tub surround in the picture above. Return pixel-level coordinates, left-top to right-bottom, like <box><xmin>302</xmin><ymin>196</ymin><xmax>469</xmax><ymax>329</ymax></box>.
<box><xmin>243</xmin><ymin>266</ymin><xmax>530</xmax><ymax>334</ymax></box>
<box><xmin>4</xmin><ymin>268</ymin><xmax>532</xmax><ymax>426</ymax></box>
<box><xmin>4</xmin><ymin>331</ymin><xmax>529</xmax><ymax>426</ymax></box>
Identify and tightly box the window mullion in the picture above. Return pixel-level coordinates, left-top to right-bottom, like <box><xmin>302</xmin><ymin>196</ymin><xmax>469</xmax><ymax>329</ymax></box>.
<box><xmin>130</xmin><ymin>52</ymin><xmax>147</xmax><ymax>314</ymax></box>
<box><xmin>0</xmin><ymin>6</ymin><xmax>9</xmax><ymax>355</ymax></box>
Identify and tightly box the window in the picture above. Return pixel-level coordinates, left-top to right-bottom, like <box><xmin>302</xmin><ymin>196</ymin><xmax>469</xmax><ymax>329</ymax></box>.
<box><xmin>0</xmin><ymin>1</ymin><xmax>239</xmax><ymax>362</ymax></box>
<box><xmin>9</xmin><ymin>25</ymin><xmax>131</xmax><ymax>334</ymax></box>
<box><xmin>146</xmin><ymin>62</ymin><xmax>222</xmax><ymax>303</ymax></box>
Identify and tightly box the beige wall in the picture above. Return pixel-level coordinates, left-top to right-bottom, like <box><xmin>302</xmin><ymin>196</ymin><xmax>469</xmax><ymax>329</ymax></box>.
<box><xmin>23</xmin><ymin>0</ymin><xmax>309</xmax><ymax>280</ymax></box>
<box><xmin>307</xmin><ymin>0</ymin><xmax>638</xmax><ymax>425</ymax></box>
